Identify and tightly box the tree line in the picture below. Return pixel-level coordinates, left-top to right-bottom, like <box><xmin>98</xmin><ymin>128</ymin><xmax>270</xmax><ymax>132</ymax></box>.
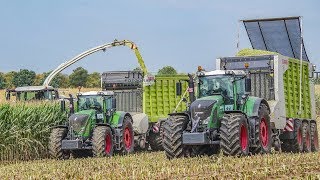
<box><xmin>0</xmin><ymin>66</ymin><xmax>178</xmax><ymax>89</ymax></box>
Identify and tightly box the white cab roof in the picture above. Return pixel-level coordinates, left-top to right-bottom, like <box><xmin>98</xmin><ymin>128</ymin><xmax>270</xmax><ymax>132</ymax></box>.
<box><xmin>200</xmin><ymin>70</ymin><xmax>246</xmax><ymax>76</ymax></box>
<box><xmin>80</xmin><ymin>91</ymin><xmax>114</xmax><ymax>96</ymax></box>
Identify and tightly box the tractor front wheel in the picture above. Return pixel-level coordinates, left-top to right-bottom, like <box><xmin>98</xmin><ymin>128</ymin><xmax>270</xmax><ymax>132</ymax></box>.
<box><xmin>48</xmin><ymin>127</ymin><xmax>70</xmax><ymax>159</ymax></box>
<box><xmin>163</xmin><ymin>115</ymin><xmax>189</xmax><ymax>159</ymax></box>
<box><xmin>220</xmin><ymin>113</ymin><xmax>249</xmax><ymax>156</ymax></box>
<box><xmin>92</xmin><ymin>126</ymin><xmax>114</xmax><ymax>157</ymax></box>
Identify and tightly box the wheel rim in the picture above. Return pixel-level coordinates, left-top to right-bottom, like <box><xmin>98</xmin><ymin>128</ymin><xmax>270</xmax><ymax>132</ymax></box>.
<box><xmin>260</xmin><ymin>118</ymin><xmax>269</xmax><ymax>148</ymax></box>
<box><xmin>124</xmin><ymin>127</ymin><xmax>132</xmax><ymax>150</ymax></box>
<box><xmin>105</xmin><ymin>133</ymin><xmax>112</xmax><ymax>154</ymax></box>
<box><xmin>240</xmin><ymin>124</ymin><xmax>248</xmax><ymax>151</ymax></box>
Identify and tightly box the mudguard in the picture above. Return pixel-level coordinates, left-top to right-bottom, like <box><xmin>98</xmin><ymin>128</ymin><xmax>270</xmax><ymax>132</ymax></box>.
<box><xmin>111</xmin><ymin>111</ymin><xmax>133</xmax><ymax>127</ymax></box>
<box><xmin>168</xmin><ymin>112</ymin><xmax>191</xmax><ymax>120</ymax></box>
<box><xmin>245</xmin><ymin>97</ymin><xmax>270</xmax><ymax>117</ymax></box>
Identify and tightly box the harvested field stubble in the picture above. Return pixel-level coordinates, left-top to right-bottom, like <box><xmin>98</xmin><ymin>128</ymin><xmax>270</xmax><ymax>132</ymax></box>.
<box><xmin>0</xmin><ymin>152</ymin><xmax>319</xmax><ymax>179</ymax></box>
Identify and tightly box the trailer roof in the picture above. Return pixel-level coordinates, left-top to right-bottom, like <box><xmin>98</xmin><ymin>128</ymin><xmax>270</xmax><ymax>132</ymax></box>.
<box><xmin>242</xmin><ymin>16</ymin><xmax>309</xmax><ymax>61</ymax></box>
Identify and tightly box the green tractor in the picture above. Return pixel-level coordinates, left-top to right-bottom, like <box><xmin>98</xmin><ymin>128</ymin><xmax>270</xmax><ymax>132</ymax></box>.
<box><xmin>163</xmin><ymin>69</ymin><xmax>272</xmax><ymax>158</ymax></box>
<box><xmin>49</xmin><ymin>91</ymin><xmax>138</xmax><ymax>159</ymax></box>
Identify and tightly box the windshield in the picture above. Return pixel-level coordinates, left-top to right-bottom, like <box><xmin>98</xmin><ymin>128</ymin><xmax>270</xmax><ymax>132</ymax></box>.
<box><xmin>198</xmin><ymin>76</ymin><xmax>233</xmax><ymax>98</ymax></box>
<box><xmin>78</xmin><ymin>95</ymin><xmax>104</xmax><ymax>111</ymax></box>
<box><xmin>17</xmin><ymin>90</ymin><xmax>55</xmax><ymax>101</ymax></box>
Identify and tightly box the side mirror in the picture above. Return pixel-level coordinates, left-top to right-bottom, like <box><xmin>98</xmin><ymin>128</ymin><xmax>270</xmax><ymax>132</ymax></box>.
<box><xmin>313</xmin><ymin>64</ymin><xmax>316</xmax><ymax>72</ymax></box>
<box><xmin>112</xmin><ymin>98</ymin><xmax>117</xmax><ymax>109</ymax></box>
<box><xmin>176</xmin><ymin>82</ymin><xmax>182</xmax><ymax>96</ymax></box>
<box><xmin>60</xmin><ymin>100</ymin><xmax>66</xmax><ymax>112</ymax></box>
<box><xmin>245</xmin><ymin>78</ymin><xmax>252</xmax><ymax>93</ymax></box>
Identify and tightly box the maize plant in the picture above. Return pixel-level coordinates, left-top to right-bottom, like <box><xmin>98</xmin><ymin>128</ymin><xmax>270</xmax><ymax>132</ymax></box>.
<box><xmin>0</xmin><ymin>102</ymin><xmax>66</xmax><ymax>161</ymax></box>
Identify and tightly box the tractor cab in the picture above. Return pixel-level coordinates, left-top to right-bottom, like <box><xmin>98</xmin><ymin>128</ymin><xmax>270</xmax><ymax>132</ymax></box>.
<box><xmin>196</xmin><ymin>69</ymin><xmax>251</xmax><ymax>112</ymax></box>
<box><xmin>67</xmin><ymin>91</ymin><xmax>116</xmax><ymax>139</ymax></box>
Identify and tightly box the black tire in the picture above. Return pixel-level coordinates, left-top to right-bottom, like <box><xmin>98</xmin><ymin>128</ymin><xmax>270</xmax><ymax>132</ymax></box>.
<box><xmin>48</xmin><ymin>127</ymin><xmax>70</xmax><ymax>159</ymax></box>
<box><xmin>250</xmin><ymin>103</ymin><xmax>272</xmax><ymax>154</ymax></box>
<box><xmin>220</xmin><ymin>113</ymin><xmax>249</xmax><ymax>156</ymax></box>
<box><xmin>302</xmin><ymin>122</ymin><xmax>311</xmax><ymax>152</ymax></box>
<box><xmin>310</xmin><ymin>122</ymin><xmax>319</xmax><ymax>152</ymax></box>
<box><xmin>282</xmin><ymin>119</ymin><xmax>303</xmax><ymax>153</ymax></box>
<box><xmin>120</xmin><ymin>116</ymin><xmax>134</xmax><ymax>154</ymax></box>
<box><xmin>148</xmin><ymin>123</ymin><xmax>164</xmax><ymax>151</ymax></box>
<box><xmin>163</xmin><ymin>115</ymin><xmax>189</xmax><ymax>159</ymax></box>
<box><xmin>92</xmin><ymin>126</ymin><xmax>114</xmax><ymax>157</ymax></box>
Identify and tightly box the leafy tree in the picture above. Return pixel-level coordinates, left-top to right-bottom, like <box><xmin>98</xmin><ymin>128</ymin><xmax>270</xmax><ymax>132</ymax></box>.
<box><xmin>86</xmin><ymin>72</ymin><xmax>101</xmax><ymax>88</ymax></box>
<box><xmin>0</xmin><ymin>72</ymin><xmax>6</xmax><ymax>89</ymax></box>
<box><xmin>34</xmin><ymin>74</ymin><xmax>45</xmax><ymax>86</ymax></box>
<box><xmin>157</xmin><ymin>66</ymin><xmax>177</xmax><ymax>75</ymax></box>
<box><xmin>4</xmin><ymin>71</ymin><xmax>17</xmax><ymax>89</ymax></box>
<box><xmin>12</xmin><ymin>69</ymin><xmax>36</xmax><ymax>87</ymax></box>
<box><xmin>69</xmin><ymin>67</ymin><xmax>89</xmax><ymax>87</ymax></box>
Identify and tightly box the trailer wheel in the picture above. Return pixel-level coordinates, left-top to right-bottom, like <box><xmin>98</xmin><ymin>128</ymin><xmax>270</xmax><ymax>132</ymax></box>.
<box><xmin>220</xmin><ymin>113</ymin><xmax>249</xmax><ymax>156</ymax></box>
<box><xmin>282</xmin><ymin>119</ymin><xmax>303</xmax><ymax>153</ymax></box>
<box><xmin>163</xmin><ymin>115</ymin><xmax>189</xmax><ymax>159</ymax></box>
<box><xmin>120</xmin><ymin>116</ymin><xmax>134</xmax><ymax>154</ymax></box>
<box><xmin>48</xmin><ymin>127</ymin><xmax>70</xmax><ymax>159</ymax></box>
<box><xmin>92</xmin><ymin>126</ymin><xmax>114</xmax><ymax>157</ymax></box>
<box><xmin>310</xmin><ymin>122</ymin><xmax>319</xmax><ymax>152</ymax></box>
<box><xmin>302</xmin><ymin>122</ymin><xmax>311</xmax><ymax>152</ymax></box>
<box><xmin>251</xmin><ymin>103</ymin><xmax>272</xmax><ymax>154</ymax></box>
<box><xmin>148</xmin><ymin>123</ymin><xmax>164</xmax><ymax>151</ymax></box>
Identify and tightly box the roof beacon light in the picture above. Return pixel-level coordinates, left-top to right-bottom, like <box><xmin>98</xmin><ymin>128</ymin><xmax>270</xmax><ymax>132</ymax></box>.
<box><xmin>244</xmin><ymin>62</ymin><xmax>249</xmax><ymax>69</ymax></box>
<box><xmin>198</xmin><ymin>66</ymin><xmax>203</xmax><ymax>72</ymax></box>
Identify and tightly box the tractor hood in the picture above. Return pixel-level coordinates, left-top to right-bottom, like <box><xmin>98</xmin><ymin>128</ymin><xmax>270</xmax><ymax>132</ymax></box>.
<box><xmin>190</xmin><ymin>96</ymin><xmax>221</xmax><ymax>121</ymax></box>
<box><xmin>69</xmin><ymin>110</ymin><xmax>95</xmax><ymax>133</ymax></box>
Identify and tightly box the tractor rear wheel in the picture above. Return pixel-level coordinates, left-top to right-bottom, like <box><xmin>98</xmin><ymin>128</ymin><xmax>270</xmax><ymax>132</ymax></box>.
<box><xmin>310</xmin><ymin>122</ymin><xmax>319</xmax><ymax>152</ymax></box>
<box><xmin>302</xmin><ymin>122</ymin><xmax>311</xmax><ymax>152</ymax></box>
<box><xmin>148</xmin><ymin>123</ymin><xmax>164</xmax><ymax>151</ymax></box>
<box><xmin>163</xmin><ymin>115</ymin><xmax>189</xmax><ymax>159</ymax></box>
<box><xmin>92</xmin><ymin>126</ymin><xmax>114</xmax><ymax>157</ymax></box>
<box><xmin>251</xmin><ymin>103</ymin><xmax>272</xmax><ymax>154</ymax></box>
<box><xmin>48</xmin><ymin>127</ymin><xmax>70</xmax><ymax>159</ymax></box>
<box><xmin>281</xmin><ymin>119</ymin><xmax>303</xmax><ymax>153</ymax></box>
<box><xmin>220</xmin><ymin>113</ymin><xmax>249</xmax><ymax>156</ymax></box>
<box><xmin>120</xmin><ymin>116</ymin><xmax>134</xmax><ymax>154</ymax></box>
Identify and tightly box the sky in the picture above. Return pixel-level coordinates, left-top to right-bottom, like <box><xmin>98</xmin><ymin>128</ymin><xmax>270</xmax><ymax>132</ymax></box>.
<box><xmin>0</xmin><ymin>0</ymin><xmax>319</xmax><ymax>74</ymax></box>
